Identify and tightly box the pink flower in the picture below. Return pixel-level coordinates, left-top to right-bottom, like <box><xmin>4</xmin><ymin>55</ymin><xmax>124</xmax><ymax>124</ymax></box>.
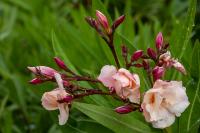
<box><xmin>27</xmin><ymin>66</ymin><xmax>57</xmax><ymax>78</ymax></box>
<box><xmin>142</xmin><ymin>80</ymin><xmax>189</xmax><ymax>128</ymax></box>
<box><xmin>159</xmin><ymin>51</ymin><xmax>186</xmax><ymax>75</ymax></box>
<box><xmin>98</xmin><ymin>65</ymin><xmax>140</xmax><ymax>103</ymax></box>
<box><xmin>41</xmin><ymin>73</ymin><xmax>70</xmax><ymax>125</ymax></box>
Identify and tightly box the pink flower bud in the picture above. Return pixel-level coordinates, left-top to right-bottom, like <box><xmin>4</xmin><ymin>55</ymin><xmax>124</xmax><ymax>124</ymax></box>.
<box><xmin>121</xmin><ymin>45</ymin><xmax>128</xmax><ymax>57</ymax></box>
<box><xmin>156</xmin><ymin>32</ymin><xmax>163</xmax><ymax>50</ymax></box>
<box><xmin>29</xmin><ymin>78</ymin><xmax>43</xmax><ymax>84</ymax></box>
<box><xmin>54</xmin><ymin>57</ymin><xmax>67</xmax><ymax>70</ymax></box>
<box><xmin>152</xmin><ymin>66</ymin><xmax>165</xmax><ymax>81</ymax></box>
<box><xmin>147</xmin><ymin>48</ymin><xmax>157</xmax><ymax>60</ymax></box>
<box><xmin>112</xmin><ymin>15</ymin><xmax>125</xmax><ymax>30</ymax></box>
<box><xmin>115</xmin><ymin>105</ymin><xmax>134</xmax><ymax>114</ymax></box>
<box><xmin>131</xmin><ymin>50</ymin><xmax>143</xmax><ymax>62</ymax></box>
<box><xmin>27</xmin><ymin>66</ymin><xmax>57</xmax><ymax>78</ymax></box>
<box><xmin>96</xmin><ymin>10</ymin><xmax>109</xmax><ymax>30</ymax></box>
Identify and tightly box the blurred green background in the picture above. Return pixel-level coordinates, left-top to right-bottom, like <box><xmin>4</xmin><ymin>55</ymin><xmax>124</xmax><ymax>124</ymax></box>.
<box><xmin>0</xmin><ymin>0</ymin><xmax>199</xmax><ymax>133</ymax></box>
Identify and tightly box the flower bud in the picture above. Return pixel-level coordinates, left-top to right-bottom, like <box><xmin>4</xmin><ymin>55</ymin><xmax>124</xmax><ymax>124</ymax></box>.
<box><xmin>133</xmin><ymin>63</ymin><xmax>143</xmax><ymax>68</ymax></box>
<box><xmin>156</xmin><ymin>32</ymin><xmax>163</xmax><ymax>50</ymax></box>
<box><xmin>58</xmin><ymin>95</ymin><xmax>73</xmax><ymax>103</ymax></box>
<box><xmin>54</xmin><ymin>57</ymin><xmax>67</xmax><ymax>70</ymax></box>
<box><xmin>142</xmin><ymin>60</ymin><xmax>150</xmax><ymax>70</ymax></box>
<box><xmin>85</xmin><ymin>17</ymin><xmax>99</xmax><ymax>29</ymax></box>
<box><xmin>121</xmin><ymin>45</ymin><xmax>128</xmax><ymax>57</ymax></box>
<box><xmin>29</xmin><ymin>78</ymin><xmax>43</xmax><ymax>85</ymax></box>
<box><xmin>115</xmin><ymin>105</ymin><xmax>135</xmax><ymax>114</ymax></box>
<box><xmin>96</xmin><ymin>10</ymin><xmax>109</xmax><ymax>30</ymax></box>
<box><xmin>147</xmin><ymin>48</ymin><xmax>157</xmax><ymax>60</ymax></box>
<box><xmin>112</xmin><ymin>15</ymin><xmax>125</xmax><ymax>30</ymax></box>
<box><xmin>131</xmin><ymin>50</ymin><xmax>143</xmax><ymax>62</ymax></box>
<box><xmin>27</xmin><ymin>66</ymin><xmax>57</xmax><ymax>78</ymax></box>
<box><xmin>152</xmin><ymin>66</ymin><xmax>165</xmax><ymax>81</ymax></box>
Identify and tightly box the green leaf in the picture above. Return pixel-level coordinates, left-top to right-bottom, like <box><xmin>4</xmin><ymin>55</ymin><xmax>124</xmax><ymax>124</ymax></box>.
<box><xmin>74</xmin><ymin>102</ymin><xmax>157</xmax><ymax>133</ymax></box>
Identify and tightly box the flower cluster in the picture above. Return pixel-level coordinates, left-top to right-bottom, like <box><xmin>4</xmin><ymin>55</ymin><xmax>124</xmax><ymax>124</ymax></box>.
<box><xmin>27</xmin><ymin>10</ymin><xmax>189</xmax><ymax>129</ymax></box>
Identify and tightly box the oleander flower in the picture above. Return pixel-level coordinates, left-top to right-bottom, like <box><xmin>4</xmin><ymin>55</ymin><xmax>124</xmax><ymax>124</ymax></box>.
<box><xmin>142</xmin><ymin>80</ymin><xmax>190</xmax><ymax>128</ymax></box>
<box><xmin>159</xmin><ymin>51</ymin><xmax>186</xmax><ymax>75</ymax></box>
<box><xmin>28</xmin><ymin>66</ymin><xmax>57</xmax><ymax>79</ymax></box>
<box><xmin>41</xmin><ymin>73</ymin><xmax>70</xmax><ymax>125</ymax></box>
<box><xmin>98</xmin><ymin>65</ymin><xmax>140</xmax><ymax>103</ymax></box>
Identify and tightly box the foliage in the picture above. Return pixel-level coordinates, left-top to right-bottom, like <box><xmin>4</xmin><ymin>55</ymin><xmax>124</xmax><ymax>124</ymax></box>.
<box><xmin>0</xmin><ymin>0</ymin><xmax>199</xmax><ymax>132</ymax></box>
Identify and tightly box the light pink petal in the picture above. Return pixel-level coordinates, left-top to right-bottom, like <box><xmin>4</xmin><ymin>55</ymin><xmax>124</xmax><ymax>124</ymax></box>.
<box><xmin>98</xmin><ymin>65</ymin><xmax>117</xmax><ymax>88</ymax></box>
<box><xmin>58</xmin><ymin>104</ymin><xmax>69</xmax><ymax>125</ymax></box>
<box><xmin>54</xmin><ymin>73</ymin><xmax>64</xmax><ymax>90</ymax></box>
<box><xmin>28</xmin><ymin>66</ymin><xmax>57</xmax><ymax>77</ymax></box>
<box><xmin>41</xmin><ymin>89</ymin><xmax>68</xmax><ymax>110</ymax></box>
<box><xmin>172</xmin><ymin>60</ymin><xmax>187</xmax><ymax>75</ymax></box>
<box><xmin>152</xmin><ymin>109</ymin><xmax>175</xmax><ymax>129</ymax></box>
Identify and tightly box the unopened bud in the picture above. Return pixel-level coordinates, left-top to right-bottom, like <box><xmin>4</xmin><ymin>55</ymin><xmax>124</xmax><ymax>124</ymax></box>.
<box><xmin>54</xmin><ymin>57</ymin><xmax>67</xmax><ymax>70</ymax></box>
<box><xmin>96</xmin><ymin>10</ymin><xmax>109</xmax><ymax>30</ymax></box>
<box><xmin>156</xmin><ymin>32</ymin><xmax>163</xmax><ymax>50</ymax></box>
<box><xmin>142</xmin><ymin>60</ymin><xmax>150</xmax><ymax>70</ymax></box>
<box><xmin>131</xmin><ymin>50</ymin><xmax>143</xmax><ymax>62</ymax></box>
<box><xmin>121</xmin><ymin>45</ymin><xmax>128</xmax><ymax>57</ymax></box>
<box><xmin>112</xmin><ymin>15</ymin><xmax>125</xmax><ymax>30</ymax></box>
<box><xmin>27</xmin><ymin>66</ymin><xmax>57</xmax><ymax>78</ymax></box>
<box><xmin>58</xmin><ymin>95</ymin><xmax>73</xmax><ymax>103</ymax></box>
<box><xmin>152</xmin><ymin>66</ymin><xmax>165</xmax><ymax>81</ymax></box>
<box><xmin>133</xmin><ymin>63</ymin><xmax>143</xmax><ymax>68</ymax></box>
<box><xmin>29</xmin><ymin>78</ymin><xmax>43</xmax><ymax>85</ymax></box>
<box><xmin>85</xmin><ymin>17</ymin><xmax>99</xmax><ymax>29</ymax></box>
<box><xmin>147</xmin><ymin>48</ymin><xmax>157</xmax><ymax>60</ymax></box>
<box><xmin>115</xmin><ymin>105</ymin><xmax>135</xmax><ymax>114</ymax></box>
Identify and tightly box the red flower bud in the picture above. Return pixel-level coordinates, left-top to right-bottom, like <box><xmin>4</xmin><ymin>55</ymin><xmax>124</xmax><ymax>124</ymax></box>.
<box><xmin>115</xmin><ymin>105</ymin><xmax>135</xmax><ymax>114</ymax></box>
<box><xmin>152</xmin><ymin>66</ymin><xmax>165</xmax><ymax>81</ymax></box>
<box><xmin>58</xmin><ymin>95</ymin><xmax>73</xmax><ymax>103</ymax></box>
<box><xmin>131</xmin><ymin>50</ymin><xmax>143</xmax><ymax>62</ymax></box>
<box><xmin>156</xmin><ymin>32</ymin><xmax>163</xmax><ymax>50</ymax></box>
<box><xmin>29</xmin><ymin>78</ymin><xmax>43</xmax><ymax>85</ymax></box>
<box><xmin>133</xmin><ymin>63</ymin><xmax>143</xmax><ymax>68</ymax></box>
<box><xmin>54</xmin><ymin>57</ymin><xmax>67</xmax><ymax>70</ymax></box>
<box><xmin>142</xmin><ymin>60</ymin><xmax>150</xmax><ymax>70</ymax></box>
<box><xmin>121</xmin><ymin>45</ymin><xmax>128</xmax><ymax>57</ymax></box>
<box><xmin>112</xmin><ymin>15</ymin><xmax>125</xmax><ymax>30</ymax></box>
<box><xmin>96</xmin><ymin>10</ymin><xmax>109</xmax><ymax>30</ymax></box>
<box><xmin>85</xmin><ymin>17</ymin><xmax>99</xmax><ymax>30</ymax></box>
<box><xmin>147</xmin><ymin>48</ymin><xmax>157</xmax><ymax>60</ymax></box>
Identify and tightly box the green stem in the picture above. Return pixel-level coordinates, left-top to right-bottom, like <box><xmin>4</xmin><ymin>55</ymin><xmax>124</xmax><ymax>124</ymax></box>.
<box><xmin>164</xmin><ymin>126</ymin><xmax>172</xmax><ymax>133</ymax></box>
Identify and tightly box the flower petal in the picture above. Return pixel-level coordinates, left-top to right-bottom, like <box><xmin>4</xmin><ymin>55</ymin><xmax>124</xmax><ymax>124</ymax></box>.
<box><xmin>98</xmin><ymin>65</ymin><xmax>117</xmax><ymax>88</ymax></box>
<box><xmin>58</xmin><ymin>104</ymin><xmax>69</xmax><ymax>125</ymax></box>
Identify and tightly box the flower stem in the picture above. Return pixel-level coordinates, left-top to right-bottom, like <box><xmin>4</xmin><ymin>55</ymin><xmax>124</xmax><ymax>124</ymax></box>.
<box><xmin>108</xmin><ymin>34</ymin><xmax>120</xmax><ymax>68</ymax></box>
<box><xmin>164</xmin><ymin>127</ymin><xmax>172</xmax><ymax>133</ymax></box>
<box><xmin>74</xmin><ymin>89</ymin><xmax>112</xmax><ymax>98</ymax></box>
